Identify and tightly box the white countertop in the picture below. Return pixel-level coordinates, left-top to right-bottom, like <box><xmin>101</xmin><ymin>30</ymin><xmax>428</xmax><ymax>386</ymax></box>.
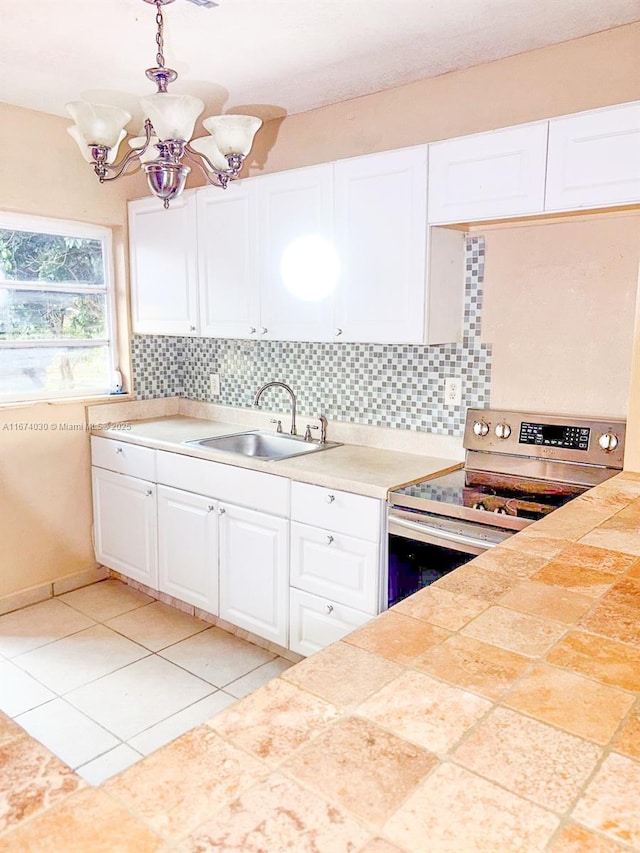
<box><xmin>93</xmin><ymin>414</ymin><xmax>462</xmax><ymax>499</ymax></box>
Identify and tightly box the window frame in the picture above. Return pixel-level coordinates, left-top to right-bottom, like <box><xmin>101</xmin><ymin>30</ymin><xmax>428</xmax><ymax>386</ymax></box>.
<box><xmin>0</xmin><ymin>211</ymin><xmax>119</xmax><ymax>404</ymax></box>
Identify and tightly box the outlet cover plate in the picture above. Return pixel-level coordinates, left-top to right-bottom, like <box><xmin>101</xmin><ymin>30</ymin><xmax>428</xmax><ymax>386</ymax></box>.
<box><xmin>444</xmin><ymin>376</ymin><xmax>462</xmax><ymax>407</ymax></box>
<box><xmin>209</xmin><ymin>373</ymin><xmax>221</xmax><ymax>397</ymax></box>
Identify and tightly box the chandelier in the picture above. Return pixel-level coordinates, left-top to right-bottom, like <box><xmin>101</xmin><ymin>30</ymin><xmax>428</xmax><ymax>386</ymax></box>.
<box><xmin>66</xmin><ymin>0</ymin><xmax>262</xmax><ymax>208</ymax></box>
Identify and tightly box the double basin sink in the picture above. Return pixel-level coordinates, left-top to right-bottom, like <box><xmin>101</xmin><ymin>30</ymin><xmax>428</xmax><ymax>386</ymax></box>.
<box><xmin>185</xmin><ymin>430</ymin><xmax>341</xmax><ymax>462</ymax></box>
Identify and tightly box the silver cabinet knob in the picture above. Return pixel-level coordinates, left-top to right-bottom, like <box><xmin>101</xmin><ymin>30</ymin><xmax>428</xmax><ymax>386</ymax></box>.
<box><xmin>207</xmin><ymin>504</ymin><xmax>215</xmax><ymax>513</ymax></box>
<box><xmin>326</xmin><ymin>535</ymin><xmax>334</xmax><ymax>545</ymax></box>
<box><xmin>249</xmin><ymin>327</ymin><xmax>257</xmax><ymax>335</ymax></box>
<box><xmin>189</xmin><ymin>325</ymin><xmax>196</xmax><ymax>332</ymax></box>
<box><xmin>115</xmin><ymin>446</ymin><xmax>123</xmax><ymax>454</ymax></box>
<box><xmin>598</xmin><ymin>432</ymin><xmax>619</xmax><ymax>452</ymax></box>
<box><xmin>261</xmin><ymin>327</ymin><xmax>268</xmax><ymax>335</ymax></box>
<box><xmin>218</xmin><ymin>507</ymin><xmax>226</xmax><ymax>515</ymax></box>
<box><xmin>335</xmin><ymin>328</ymin><xmax>343</xmax><ymax>337</ymax></box>
<box><xmin>145</xmin><ymin>489</ymin><xmax>153</xmax><ymax>497</ymax></box>
<box><xmin>326</xmin><ymin>604</ymin><xmax>334</xmax><ymax>614</ymax></box>
<box><xmin>472</xmin><ymin>420</ymin><xmax>489</xmax><ymax>437</ymax></box>
<box><xmin>495</xmin><ymin>422</ymin><xmax>511</xmax><ymax>440</ymax></box>
<box><xmin>326</xmin><ymin>494</ymin><xmax>335</xmax><ymax>504</ymax></box>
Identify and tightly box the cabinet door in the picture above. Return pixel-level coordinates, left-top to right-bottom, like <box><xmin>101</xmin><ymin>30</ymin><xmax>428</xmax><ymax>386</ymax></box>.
<box><xmin>128</xmin><ymin>194</ymin><xmax>199</xmax><ymax>335</ymax></box>
<box><xmin>289</xmin><ymin>588</ymin><xmax>371</xmax><ymax>657</ymax></box>
<box><xmin>92</xmin><ymin>467</ymin><xmax>158</xmax><ymax>588</ymax></box>
<box><xmin>257</xmin><ymin>164</ymin><xmax>335</xmax><ymax>342</ymax></box>
<box><xmin>196</xmin><ymin>182</ymin><xmax>260</xmax><ymax>339</ymax></box>
<box><xmin>334</xmin><ymin>146</ymin><xmax>428</xmax><ymax>343</ymax></box>
<box><xmin>157</xmin><ymin>486</ymin><xmax>218</xmax><ymax>613</ymax></box>
<box><xmin>545</xmin><ymin>102</ymin><xmax>640</xmax><ymax>211</ymax></box>
<box><xmin>428</xmin><ymin>123</ymin><xmax>548</xmax><ymax>223</ymax></box>
<box><xmin>219</xmin><ymin>503</ymin><xmax>289</xmax><ymax>646</ymax></box>
<box><xmin>290</xmin><ymin>522</ymin><xmax>379</xmax><ymax>614</ymax></box>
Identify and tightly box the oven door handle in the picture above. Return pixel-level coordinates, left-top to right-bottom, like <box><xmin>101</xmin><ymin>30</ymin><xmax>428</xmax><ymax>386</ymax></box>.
<box><xmin>389</xmin><ymin>514</ymin><xmax>500</xmax><ymax>551</ymax></box>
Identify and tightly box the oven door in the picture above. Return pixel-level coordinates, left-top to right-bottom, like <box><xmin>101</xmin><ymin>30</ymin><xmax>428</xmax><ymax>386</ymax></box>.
<box><xmin>387</xmin><ymin>507</ymin><xmax>513</xmax><ymax>608</ymax></box>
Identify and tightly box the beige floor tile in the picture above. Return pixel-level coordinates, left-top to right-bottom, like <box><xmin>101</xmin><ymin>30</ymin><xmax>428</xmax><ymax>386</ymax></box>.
<box><xmin>579</xmin><ymin>527</ymin><xmax>640</xmax><ymax>557</ymax></box>
<box><xmin>498</xmin><ymin>581</ymin><xmax>594</xmax><ymax>624</ymax></box>
<box><xmin>105</xmin><ymin>725</ymin><xmax>265</xmax><ymax>840</ymax></box>
<box><xmin>471</xmin><ymin>547</ymin><xmax>548</xmax><ymax>579</ymax></box>
<box><xmin>208</xmin><ymin>677</ymin><xmax>340</xmax><ymax>764</ymax></box>
<box><xmin>283</xmin><ymin>715</ymin><xmax>438</xmax><ymax>828</ymax></box>
<box><xmin>66</xmin><ymin>655</ymin><xmax>214</xmax><ymax>740</ymax></box>
<box><xmin>500</xmin><ymin>533</ymin><xmax>571</xmax><ymax>559</ymax></box>
<box><xmin>59</xmin><ymin>578</ymin><xmax>153</xmax><ymax>621</ymax></box>
<box><xmin>384</xmin><ymin>763</ymin><xmax>559</xmax><ymax>853</ymax></box>
<box><xmin>224</xmin><ymin>656</ymin><xmax>293</xmax><ymax>698</ymax></box>
<box><xmin>175</xmin><ymin>771</ymin><xmax>370</xmax><ymax>852</ymax></box>
<box><xmin>546</xmin><ymin>630</ymin><xmax>640</xmax><ymax>691</ymax></box>
<box><xmin>105</xmin><ymin>600</ymin><xmax>209</xmax><ymax>652</ymax></box>
<box><xmin>613</xmin><ymin>705</ymin><xmax>640</xmax><ymax>760</ymax></box>
<box><xmin>579</xmin><ymin>599</ymin><xmax>640</xmax><ymax>646</ymax></box>
<box><xmin>343</xmin><ymin>610</ymin><xmax>449</xmax><ymax>665</ymax></box>
<box><xmin>0</xmin><ymin>598</ymin><xmax>95</xmax><ymax>658</ymax></box>
<box><xmin>0</xmin><ymin>712</ymin><xmax>25</xmax><ymax>747</ymax></box>
<box><xmin>454</xmin><ymin>706</ymin><xmax>602</xmax><ymax>812</ymax></box>
<box><xmin>572</xmin><ymin>753</ymin><xmax>640</xmax><ymax>847</ymax></box>
<box><xmin>356</xmin><ymin>670</ymin><xmax>491</xmax><ymax>754</ymax></box>
<box><xmin>392</xmin><ymin>586</ymin><xmax>489</xmax><ymax>631</ymax></box>
<box><xmin>527</xmin><ymin>504</ymin><xmax>614</xmax><ymax>540</ymax></box>
<box><xmin>76</xmin><ymin>743</ymin><xmax>143</xmax><ymax>786</ymax></box>
<box><xmin>503</xmin><ymin>662</ymin><xmax>634</xmax><ymax>744</ymax></box>
<box><xmin>14</xmin><ymin>624</ymin><xmax>149</xmax><ymax>694</ymax></box>
<box><xmin>547</xmin><ymin>822</ymin><xmax>632</xmax><ymax>852</ymax></box>
<box><xmin>16</xmin><ymin>698</ymin><xmax>120</xmax><ymax>769</ymax></box>
<box><xmin>541</xmin><ymin>542</ymin><xmax>639</xmax><ymax>576</ymax></box>
<box><xmin>433</xmin><ymin>563</ymin><xmax>516</xmax><ymax>602</ymax></box>
<box><xmin>0</xmin><ymin>658</ymin><xmax>56</xmax><ymax>717</ymax></box>
<box><xmin>531</xmin><ymin>562</ymin><xmax>618</xmax><ymax>598</ymax></box>
<box><xmin>461</xmin><ymin>605</ymin><xmax>567</xmax><ymax>657</ymax></box>
<box><xmin>413</xmin><ymin>634</ymin><xmax>530</xmax><ymax>701</ymax></box>
<box><xmin>158</xmin><ymin>625</ymin><xmax>274</xmax><ymax>686</ymax></box>
<box><xmin>0</xmin><ymin>787</ymin><xmax>165</xmax><ymax>852</ymax></box>
<box><xmin>281</xmin><ymin>641</ymin><xmax>402</xmax><ymax>708</ymax></box>
<box><xmin>603</xmin><ymin>576</ymin><xmax>640</xmax><ymax>611</ymax></box>
<box><xmin>128</xmin><ymin>691</ymin><xmax>236</xmax><ymax>756</ymax></box>
<box><xmin>0</xmin><ymin>734</ymin><xmax>85</xmax><ymax>833</ymax></box>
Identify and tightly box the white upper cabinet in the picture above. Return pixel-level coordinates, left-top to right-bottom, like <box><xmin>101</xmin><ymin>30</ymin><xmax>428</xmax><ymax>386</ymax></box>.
<box><xmin>334</xmin><ymin>146</ymin><xmax>429</xmax><ymax>343</ymax></box>
<box><xmin>257</xmin><ymin>164</ymin><xmax>336</xmax><ymax>342</ymax></box>
<box><xmin>428</xmin><ymin>123</ymin><xmax>548</xmax><ymax>224</ymax></box>
<box><xmin>196</xmin><ymin>181</ymin><xmax>260</xmax><ymax>339</ymax></box>
<box><xmin>128</xmin><ymin>193</ymin><xmax>199</xmax><ymax>335</ymax></box>
<box><xmin>545</xmin><ymin>101</ymin><xmax>640</xmax><ymax>212</ymax></box>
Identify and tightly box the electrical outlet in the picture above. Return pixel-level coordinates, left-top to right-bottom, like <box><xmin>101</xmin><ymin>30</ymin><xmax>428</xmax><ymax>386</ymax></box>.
<box><xmin>209</xmin><ymin>373</ymin><xmax>221</xmax><ymax>397</ymax></box>
<box><xmin>444</xmin><ymin>376</ymin><xmax>462</xmax><ymax>407</ymax></box>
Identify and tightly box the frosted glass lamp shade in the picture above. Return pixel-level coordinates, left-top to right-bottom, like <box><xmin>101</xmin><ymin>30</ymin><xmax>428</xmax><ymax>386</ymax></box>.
<box><xmin>141</xmin><ymin>93</ymin><xmax>204</xmax><ymax>142</ymax></box>
<box><xmin>65</xmin><ymin>102</ymin><xmax>131</xmax><ymax>148</ymax></box>
<box><xmin>189</xmin><ymin>136</ymin><xmax>229</xmax><ymax>171</ymax></box>
<box><xmin>202</xmin><ymin>114</ymin><xmax>262</xmax><ymax>157</ymax></box>
<box><xmin>67</xmin><ymin>126</ymin><xmax>125</xmax><ymax>164</ymax></box>
<box><xmin>129</xmin><ymin>136</ymin><xmax>161</xmax><ymax>165</ymax></box>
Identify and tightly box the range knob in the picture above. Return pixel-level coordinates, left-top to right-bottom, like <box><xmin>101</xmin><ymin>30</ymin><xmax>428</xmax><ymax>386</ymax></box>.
<box><xmin>472</xmin><ymin>502</ymin><xmax>486</xmax><ymax>511</ymax></box>
<box><xmin>598</xmin><ymin>432</ymin><xmax>619</xmax><ymax>452</ymax></box>
<box><xmin>473</xmin><ymin>420</ymin><xmax>490</xmax><ymax>437</ymax></box>
<box><xmin>495</xmin><ymin>422</ymin><xmax>512</xmax><ymax>440</ymax></box>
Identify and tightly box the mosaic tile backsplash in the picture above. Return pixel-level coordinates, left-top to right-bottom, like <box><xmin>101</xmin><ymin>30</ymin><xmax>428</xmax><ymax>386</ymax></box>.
<box><xmin>131</xmin><ymin>236</ymin><xmax>491</xmax><ymax>436</ymax></box>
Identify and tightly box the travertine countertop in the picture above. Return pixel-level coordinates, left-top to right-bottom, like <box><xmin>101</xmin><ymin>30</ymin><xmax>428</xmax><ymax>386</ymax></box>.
<box><xmin>2</xmin><ymin>472</ymin><xmax>639</xmax><ymax>851</ymax></box>
<box><xmin>91</xmin><ymin>414</ymin><xmax>462</xmax><ymax>498</ymax></box>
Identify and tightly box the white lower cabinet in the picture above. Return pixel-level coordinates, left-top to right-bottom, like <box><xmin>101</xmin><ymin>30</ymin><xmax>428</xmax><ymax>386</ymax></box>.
<box><xmin>289</xmin><ymin>588</ymin><xmax>371</xmax><ymax>657</ymax></box>
<box><xmin>157</xmin><ymin>485</ymin><xmax>218</xmax><ymax>613</ymax></box>
<box><xmin>219</xmin><ymin>503</ymin><xmax>290</xmax><ymax>647</ymax></box>
<box><xmin>92</xmin><ymin>467</ymin><xmax>158</xmax><ymax>588</ymax></box>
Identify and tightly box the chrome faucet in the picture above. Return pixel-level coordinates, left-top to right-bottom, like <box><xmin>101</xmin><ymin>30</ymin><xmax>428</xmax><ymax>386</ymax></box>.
<box><xmin>253</xmin><ymin>381</ymin><xmax>298</xmax><ymax>436</ymax></box>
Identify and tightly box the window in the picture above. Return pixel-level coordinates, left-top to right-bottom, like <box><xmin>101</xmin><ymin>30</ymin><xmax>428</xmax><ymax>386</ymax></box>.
<box><xmin>0</xmin><ymin>213</ymin><xmax>117</xmax><ymax>402</ymax></box>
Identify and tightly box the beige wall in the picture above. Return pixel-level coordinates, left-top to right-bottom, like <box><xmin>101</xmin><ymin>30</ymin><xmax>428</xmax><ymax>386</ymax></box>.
<box><xmin>2</xmin><ymin>24</ymin><xmax>640</xmax><ymax>597</ymax></box>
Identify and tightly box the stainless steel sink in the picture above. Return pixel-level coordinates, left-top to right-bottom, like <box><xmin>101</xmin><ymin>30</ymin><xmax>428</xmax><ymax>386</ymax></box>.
<box><xmin>184</xmin><ymin>430</ymin><xmax>341</xmax><ymax>461</ymax></box>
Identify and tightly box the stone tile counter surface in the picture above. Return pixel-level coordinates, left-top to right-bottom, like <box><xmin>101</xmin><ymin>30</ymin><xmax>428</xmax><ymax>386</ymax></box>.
<box><xmin>1</xmin><ymin>472</ymin><xmax>639</xmax><ymax>852</ymax></box>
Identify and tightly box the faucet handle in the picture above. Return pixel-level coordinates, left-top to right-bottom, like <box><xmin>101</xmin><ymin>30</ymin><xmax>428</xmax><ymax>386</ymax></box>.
<box><xmin>269</xmin><ymin>419</ymin><xmax>283</xmax><ymax>433</ymax></box>
<box><xmin>304</xmin><ymin>424</ymin><xmax>319</xmax><ymax>442</ymax></box>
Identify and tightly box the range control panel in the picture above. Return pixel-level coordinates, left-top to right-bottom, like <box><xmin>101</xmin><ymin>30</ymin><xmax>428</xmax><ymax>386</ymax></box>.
<box><xmin>519</xmin><ymin>422</ymin><xmax>590</xmax><ymax>451</ymax></box>
<box><xmin>463</xmin><ymin>409</ymin><xmax>626</xmax><ymax>469</ymax></box>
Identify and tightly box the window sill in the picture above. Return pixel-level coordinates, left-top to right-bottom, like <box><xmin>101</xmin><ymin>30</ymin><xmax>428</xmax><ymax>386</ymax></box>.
<box><xmin>0</xmin><ymin>393</ymin><xmax>135</xmax><ymax>411</ymax></box>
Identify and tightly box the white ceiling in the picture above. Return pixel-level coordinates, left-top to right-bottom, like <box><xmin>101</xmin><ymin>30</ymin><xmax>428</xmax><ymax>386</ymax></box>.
<box><xmin>1</xmin><ymin>0</ymin><xmax>638</xmax><ymax>130</ymax></box>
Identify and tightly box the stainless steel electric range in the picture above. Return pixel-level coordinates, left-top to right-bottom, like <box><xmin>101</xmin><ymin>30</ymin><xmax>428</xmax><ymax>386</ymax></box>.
<box><xmin>387</xmin><ymin>408</ymin><xmax>626</xmax><ymax>608</ymax></box>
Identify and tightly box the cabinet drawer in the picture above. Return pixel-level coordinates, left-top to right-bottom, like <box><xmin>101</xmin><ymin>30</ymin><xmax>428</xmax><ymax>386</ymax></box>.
<box><xmin>156</xmin><ymin>450</ymin><xmax>290</xmax><ymax>516</ymax></box>
<box><xmin>291</xmin><ymin>482</ymin><xmax>380</xmax><ymax>541</ymax></box>
<box><xmin>289</xmin><ymin>588</ymin><xmax>372</xmax><ymax>657</ymax></box>
<box><xmin>91</xmin><ymin>436</ymin><xmax>156</xmax><ymax>481</ymax></box>
<box><xmin>291</xmin><ymin>522</ymin><xmax>379</xmax><ymax>614</ymax></box>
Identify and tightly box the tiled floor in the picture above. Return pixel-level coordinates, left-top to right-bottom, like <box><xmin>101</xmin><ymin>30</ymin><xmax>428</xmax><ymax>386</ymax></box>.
<box><xmin>0</xmin><ymin>579</ymin><xmax>292</xmax><ymax>785</ymax></box>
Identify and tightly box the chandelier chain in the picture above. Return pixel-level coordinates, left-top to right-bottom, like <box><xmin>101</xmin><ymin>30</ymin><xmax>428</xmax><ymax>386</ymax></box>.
<box><xmin>155</xmin><ymin>1</ymin><xmax>165</xmax><ymax>68</ymax></box>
